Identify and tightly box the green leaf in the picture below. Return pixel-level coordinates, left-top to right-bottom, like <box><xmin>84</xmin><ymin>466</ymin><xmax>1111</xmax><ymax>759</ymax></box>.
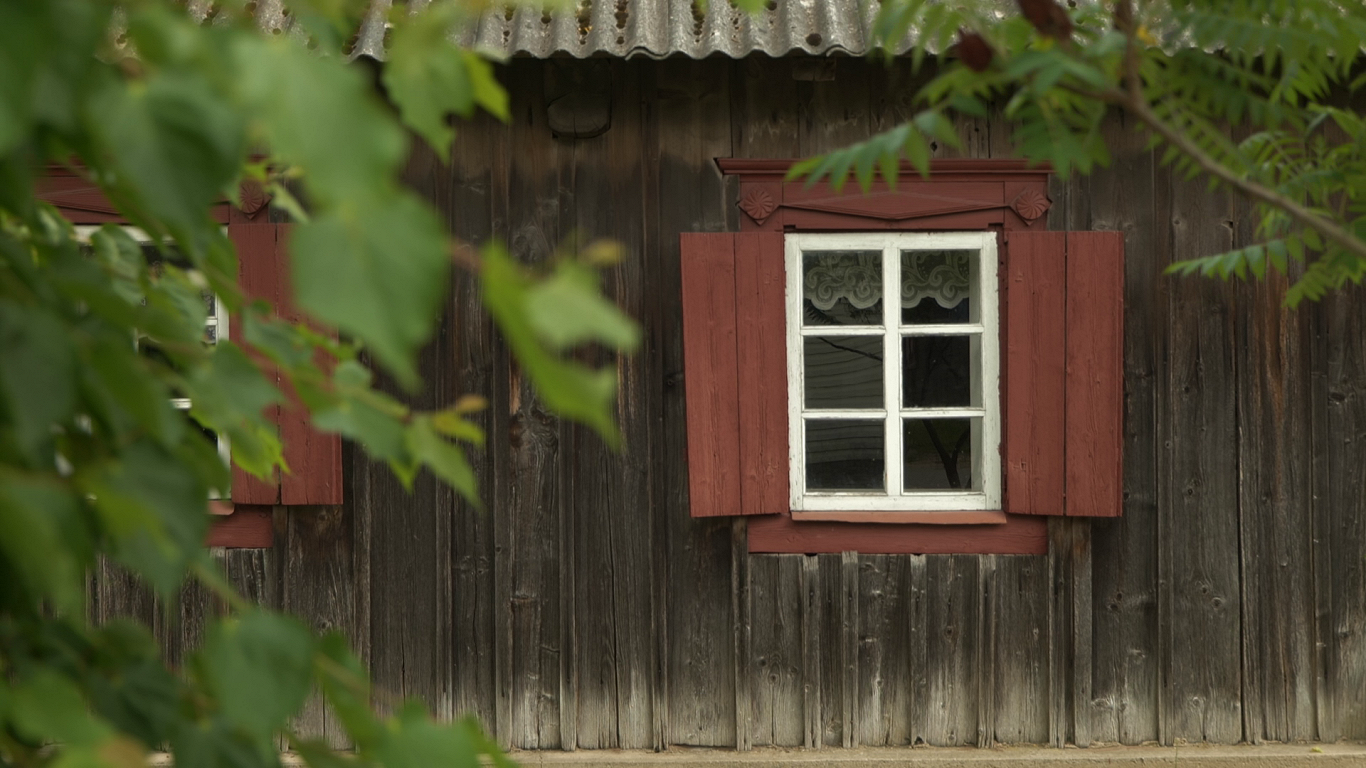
<box><xmin>10</xmin><ymin>670</ymin><xmax>110</xmax><ymax>747</ymax></box>
<box><xmin>198</xmin><ymin>610</ymin><xmax>316</xmax><ymax>739</ymax></box>
<box><xmin>290</xmin><ymin>197</ymin><xmax>449</xmax><ymax>391</ymax></box>
<box><xmin>384</xmin><ymin>8</ymin><xmax>510</xmax><ymax>163</ymax></box>
<box><xmin>89</xmin><ymin>72</ymin><xmax>245</xmax><ymax>247</ymax></box>
<box><xmin>407</xmin><ymin>417</ymin><xmax>480</xmax><ymax>507</ymax></box>
<box><xmin>0</xmin><ymin>472</ymin><xmax>85</xmax><ymax>612</ymax></box>
<box><xmin>525</xmin><ymin>261</ymin><xmax>640</xmax><ymax>351</ymax></box>
<box><xmin>233</xmin><ymin>37</ymin><xmax>406</xmax><ymax>208</ymax></box>
<box><xmin>377</xmin><ymin>704</ymin><xmax>481</xmax><ymax>768</ymax></box>
<box><xmin>83</xmin><ymin>439</ymin><xmax>210</xmax><ymax>596</ymax></box>
<box><xmin>481</xmin><ymin>244</ymin><xmax>621</xmax><ymax>446</ymax></box>
<box><xmin>0</xmin><ymin>300</ymin><xmax>76</xmax><ymax>464</ymax></box>
<box><xmin>315</xmin><ymin>631</ymin><xmax>381</xmax><ymax>750</ymax></box>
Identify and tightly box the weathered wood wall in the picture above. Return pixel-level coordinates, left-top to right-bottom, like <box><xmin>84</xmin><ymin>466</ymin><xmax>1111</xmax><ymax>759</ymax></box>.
<box><xmin>93</xmin><ymin>56</ymin><xmax>1366</xmax><ymax>750</ymax></box>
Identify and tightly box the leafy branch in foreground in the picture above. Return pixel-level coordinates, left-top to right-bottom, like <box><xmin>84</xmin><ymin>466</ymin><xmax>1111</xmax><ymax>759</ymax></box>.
<box><xmin>795</xmin><ymin>0</ymin><xmax>1366</xmax><ymax>305</ymax></box>
<box><xmin>0</xmin><ymin>2</ymin><xmax>638</xmax><ymax>768</ymax></box>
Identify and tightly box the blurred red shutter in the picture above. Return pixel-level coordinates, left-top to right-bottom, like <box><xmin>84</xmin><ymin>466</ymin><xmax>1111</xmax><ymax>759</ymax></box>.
<box><xmin>227</xmin><ymin>221</ymin><xmax>283</xmax><ymax>504</ymax></box>
<box><xmin>226</xmin><ymin>222</ymin><xmax>344</xmax><ymax>506</ymax></box>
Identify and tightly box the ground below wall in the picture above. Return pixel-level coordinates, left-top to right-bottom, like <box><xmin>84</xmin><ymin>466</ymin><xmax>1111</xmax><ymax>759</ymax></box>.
<box><xmin>513</xmin><ymin>743</ymin><xmax>1366</xmax><ymax>767</ymax></box>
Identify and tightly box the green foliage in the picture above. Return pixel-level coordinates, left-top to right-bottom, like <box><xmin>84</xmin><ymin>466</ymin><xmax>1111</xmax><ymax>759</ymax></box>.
<box><xmin>0</xmin><ymin>2</ymin><xmax>640</xmax><ymax>768</ymax></box>
<box><xmin>796</xmin><ymin>0</ymin><xmax>1366</xmax><ymax>304</ymax></box>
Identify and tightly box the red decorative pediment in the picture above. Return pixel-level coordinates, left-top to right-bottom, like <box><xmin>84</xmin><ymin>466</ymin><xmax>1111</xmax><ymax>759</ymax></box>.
<box><xmin>782</xmin><ymin>190</ymin><xmax>1005</xmax><ymax>222</ymax></box>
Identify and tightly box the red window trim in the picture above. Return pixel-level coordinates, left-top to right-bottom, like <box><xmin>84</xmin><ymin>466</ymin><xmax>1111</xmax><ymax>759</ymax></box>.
<box><xmin>206</xmin><ymin>502</ymin><xmax>275</xmax><ymax>548</ymax></box>
<box><xmin>688</xmin><ymin>158</ymin><xmax>1120</xmax><ymax>555</ymax></box>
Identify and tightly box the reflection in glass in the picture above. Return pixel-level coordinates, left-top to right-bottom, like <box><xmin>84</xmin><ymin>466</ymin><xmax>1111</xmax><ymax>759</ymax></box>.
<box><xmin>902</xmin><ymin>335</ymin><xmax>974</xmax><ymax>408</ymax></box>
<box><xmin>903</xmin><ymin>417</ymin><xmax>978</xmax><ymax>491</ymax></box>
<box><xmin>804</xmin><ymin>336</ymin><xmax>883</xmax><ymax>409</ymax></box>
<box><xmin>806</xmin><ymin>419</ymin><xmax>885</xmax><ymax>491</ymax></box>
<box><xmin>803</xmin><ymin>250</ymin><xmax>882</xmax><ymax>326</ymax></box>
<box><xmin>901</xmin><ymin>250</ymin><xmax>977</xmax><ymax>324</ymax></box>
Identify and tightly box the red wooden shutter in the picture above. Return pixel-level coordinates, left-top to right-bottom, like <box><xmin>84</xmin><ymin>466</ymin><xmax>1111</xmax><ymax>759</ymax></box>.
<box><xmin>680</xmin><ymin>232</ymin><xmax>787</xmax><ymax>518</ymax></box>
<box><xmin>1063</xmin><ymin>232</ymin><xmax>1124</xmax><ymax>518</ymax></box>
<box><xmin>1003</xmin><ymin>230</ymin><xmax>1124</xmax><ymax>517</ymax></box>
<box><xmin>227</xmin><ymin>221</ymin><xmax>345</xmax><ymax>506</ymax></box>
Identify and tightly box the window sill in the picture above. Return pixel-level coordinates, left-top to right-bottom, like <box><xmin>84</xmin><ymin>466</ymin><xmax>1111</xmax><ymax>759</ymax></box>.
<box><xmin>206</xmin><ymin>502</ymin><xmax>274</xmax><ymax>548</ymax></box>
<box><xmin>790</xmin><ymin>509</ymin><xmax>1008</xmax><ymax>525</ymax></box>
<box><xmin>748</xmin><ymin>512</ymin><xmax>1047</xmax><ymax>555</ymax></box>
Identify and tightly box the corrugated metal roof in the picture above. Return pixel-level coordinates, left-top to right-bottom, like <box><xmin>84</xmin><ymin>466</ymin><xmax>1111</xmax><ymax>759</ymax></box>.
<box><xmin>199</xmin><ymin>0</ymin><xmax>928</xmax><ymax>60</ymax></box>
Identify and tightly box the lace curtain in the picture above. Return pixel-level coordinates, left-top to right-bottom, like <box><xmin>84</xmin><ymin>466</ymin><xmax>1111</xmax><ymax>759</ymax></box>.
<box><xmin>803</xmin><ymin>251</ymin><xmax>972</xmax><ymax>310</ymax></box>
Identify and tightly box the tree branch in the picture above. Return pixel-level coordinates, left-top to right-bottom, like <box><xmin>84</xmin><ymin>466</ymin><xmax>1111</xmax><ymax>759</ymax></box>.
<box><xmin>1106</xmin><ymin>10</ymin><xmax>1366</xmax><ymax>265</ymax></box>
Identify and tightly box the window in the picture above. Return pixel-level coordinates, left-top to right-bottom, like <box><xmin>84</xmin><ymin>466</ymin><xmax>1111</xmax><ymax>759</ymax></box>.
<box><xmin>679</xmin><ymin>159</ymin><xmax>1125</xmax><ymax>555</ymax></box>
<box><xmin>76</xmin><ymin>226</ymin><xmax>233</xmax><ymax>492</ymax></box>
<box><xmin>786</xmin><ymin>232</ymin><xmax>1000</xmax><ymax>514</ymax></box>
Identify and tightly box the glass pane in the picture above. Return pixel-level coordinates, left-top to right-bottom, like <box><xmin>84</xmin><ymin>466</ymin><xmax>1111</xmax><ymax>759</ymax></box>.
<box><xmin>804</xmin><ymin>336</ymin><xmax>883</xmax><ymax>409</ymax></box>
<box><xmin>803</xmin><ymin>250</ymin><xmax>883</xmax><ymax>326</ymax></box>
<box><xmin>903</xmin><ymin>417</ymin><xmax>979</xmax><ymax>491</ymax></box>
<box><xmin>902</xmin><ymin>335</ymin><xmax>975</xmax><ymax>408</ymax></box>
<box><xmin>805</xmin><ymin>419</ymin><xmax>885</xmax><ymax>491</ymax></box>
<box><xmin>901</xmin><ymin>250</ymin><xmax>977</xmax><ymax>324</ymax></box>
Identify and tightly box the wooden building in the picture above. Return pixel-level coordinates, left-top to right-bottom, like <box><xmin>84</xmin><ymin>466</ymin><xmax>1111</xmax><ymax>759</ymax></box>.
<box><xmin>71</xmin><ymin>3</ymin><xmax>1366</xmax><ymax>754</ymax></box>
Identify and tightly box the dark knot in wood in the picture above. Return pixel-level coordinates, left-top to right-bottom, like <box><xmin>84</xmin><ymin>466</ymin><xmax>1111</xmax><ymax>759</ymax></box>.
<box><xmin>738</xmin><ymin>188</ymin><xmax>777</xmax><ymax>224</ymax></box>
<box><xmin>1010</xmin><ymin>188</ymin><xmax>1051</xmax><ymax>222</ymax></box>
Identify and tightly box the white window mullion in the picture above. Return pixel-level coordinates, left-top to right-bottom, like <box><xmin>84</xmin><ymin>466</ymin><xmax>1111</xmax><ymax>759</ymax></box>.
<box><xmin>883</xmin><ymin>243</ymin><xmax>901</xmax><ymax>498</ymax></box>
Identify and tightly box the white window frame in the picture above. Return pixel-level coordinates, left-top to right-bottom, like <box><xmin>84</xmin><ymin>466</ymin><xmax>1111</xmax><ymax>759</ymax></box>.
<box><xmin>75</xmin><ymin>225</ymin><xmax>233</xmax><ymax>479</ymax></box>
<box><xmin>785</xmin><ymin>231</ymin><xmax>1001</xmax><ymax>512</ymax></box>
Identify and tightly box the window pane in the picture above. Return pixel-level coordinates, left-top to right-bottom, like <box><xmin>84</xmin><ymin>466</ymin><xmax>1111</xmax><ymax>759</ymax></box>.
<box><xmin>901</xmin><ymin>250</ymin><xmax>977</xmax><ymax>325</ymax></box>
<box><xmin>803</xmin><ymin>250</ymin><xmax>883</xmax><ymax>326</ymax></box>
<box><xmin>805</xmin><ymin>419</ymin><xmax>885</xmax><ymax>491</ymax></box>
<box><xmin>902</xmin><ymin>335</ymin><xmax>975</xmax><ymax>408</ymax></box>
<box><xmin>805</xmin><ymin>336</ymin><xmax>883</xmax><ymax>409</ymax></box>
<box><xmin>903</xmin><ymin>417</ymin><xmax>979</xmax><ymax>491</ymax></box>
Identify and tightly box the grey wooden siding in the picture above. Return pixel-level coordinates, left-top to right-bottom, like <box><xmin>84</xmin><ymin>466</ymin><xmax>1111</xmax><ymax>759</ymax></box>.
<box><xmin>91</xmin><ymin>56</ymin><xmax>1366</xmax><ymax>750</ymax></box>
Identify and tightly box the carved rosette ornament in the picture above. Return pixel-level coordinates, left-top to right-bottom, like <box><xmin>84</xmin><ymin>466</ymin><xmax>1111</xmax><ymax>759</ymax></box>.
<box><xmin>238</xmin><ymin>181</ymin><xmax>271</xmax><ymax>218</ymax></box>
<box><xmin>1010</xmin><ymin>188</ymin><xmax>1051</xmax><ymax>222</ymax></box>
<box><xmin>738</xmin><ymin>188</ymin><xmax>777</xmax><ymax>225</ymax></box>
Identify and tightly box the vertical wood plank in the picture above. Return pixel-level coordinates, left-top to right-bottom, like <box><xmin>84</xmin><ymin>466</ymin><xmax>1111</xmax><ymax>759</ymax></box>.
<box><xmin>1160</xmin><ymin>174</ymin><xmax>1243</xmax><ymax>745</ymax></box>
<box><xmin>1004</xmin><ymin>232</ymin><xmax>1067</xmax><ymax>517</ymax></box>
<box><xmin>819</xmin><ymin>554</ymin><xmax>845</xmax><ymax>747</ymax></box>
<box><xmin>1312</xmin><ymin>284</ymin><xmax>1366</xmax><ymax>740</ymax></box>
<box><xmin>732</xmin><ymin>519</ymin><xmax>752</xmax><ymax>751</ymax></box>
<box><xmin>748</xmin><ymin>555</ymin><xmax>804</xmax><ymax>747</ymax></box>
<box><xmin>1065</xmin><ymin>231</ymin><xmax>1125</xmax><ymax>517</ymax></box>
<box><xmin>734</xmin><ymin>232</ymin><xmax>788</xmax><ymax>517</ymax></box>
<box><xmin>1081</xmin><ymin>117</ymin><xmax>1164</xmax><ymax>746</ymax></box>
<box><xmin>904</xmin><ymin>555</ymin><xmax>931</xmax><ymax>747</ymax></box>
<box><xmin>359</xmin><ymin>146</ymin><xmax>455</xmax><ymax>724</ymax></box>
<box><xmin>497</xmin><ymin>59</ymin><xmax>565</xmax><ymax>749</ymax></box>
<box><xmin>855</xmin><ymin>555</ymin><xmax>913</xmax><ymax>747</ymax></box>
<box><xmin>656</xmin><ymin>56</ymin><xmax>737</xmax><ymax>748</ymax></box>
<box><xmin>282</xmin><ymin>506</ymin><xmax>354</xmax><ymax>747</ymax></box>
<box><xmin>993</xmin><ymin>554</ymin><xmax>1051</xmax><ymax>745</ymax></box>
<box><xmin>1232</xmin><ymin>219</ymin><xmax>1317</xmax><ymax>742</ymax></box>
<box><xmin>921</xmin><ymin>556</ymin><xmax>981</xmax><ymax>745</ymax></box>
<box><xmin>977</xmin><ymin>556</ymin><xmax>997</xmax><ymax>748</ymax></box>
<box><xmin>442</xmin><ymin>105</ymin><xmax>505</xmax><ymax>734</ymax></box>
<box><xmin>800</xmin><ymin>555</ymin><xmax>823</xmax><ymax>749</ymax></box>
<box><xmin>567</xmin><ymin>60</ymin><xmax>656</xmax><ymax>751</ymax></box>
<box><xmin>840</xmin><ymin>552</ymin><xmax>859</xmax><ymax>749</ymax></box>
